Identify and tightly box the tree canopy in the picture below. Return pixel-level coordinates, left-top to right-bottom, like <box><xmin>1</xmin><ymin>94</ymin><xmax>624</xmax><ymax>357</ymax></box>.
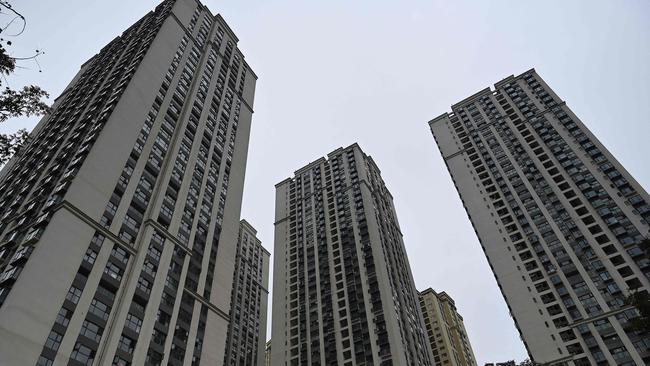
<box><xmin>0</xmin><ymin>2</ymin><xmax>51</xmax><ymax>164</ymax></box>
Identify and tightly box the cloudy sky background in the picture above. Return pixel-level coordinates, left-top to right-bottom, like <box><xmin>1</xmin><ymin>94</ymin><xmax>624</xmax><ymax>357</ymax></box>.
<box><xmin>3</xmin><ymin>0</ymin><xmax>650</xmax><ymax>363</ymax></box>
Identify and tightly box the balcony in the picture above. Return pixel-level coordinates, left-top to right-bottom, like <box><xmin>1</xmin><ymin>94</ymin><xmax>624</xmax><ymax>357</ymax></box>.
<box><xmin>10</xmin><ymin>245</ymin><xmax>33</xmax><ymax>265</ymax></box>
<box><xmin>0</xmin><ymin>266</ymin><xmax>22</xmax><ymax>284</ymax></box>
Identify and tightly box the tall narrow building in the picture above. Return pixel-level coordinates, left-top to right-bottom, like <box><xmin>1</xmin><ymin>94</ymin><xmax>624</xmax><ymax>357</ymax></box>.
<box><xmin>223</xmin><ymin>220</ymin><xmax>270</xmax><ymax>366</ymax></box>
<box><xmin>0</xmin><ymin>0</ymin><xmax>257</xmax><ymax>365</ymax></box>
<box><xmin>419</xmin><ymin>289</ymin><xmax>477</xmax><ymax>366</ymax></box>
<box><xmin>271</xmin><ymin>143</ymin><xmax>433</xmax><ymax>366</ymax></box>
<box><xmin>429</xmin><ymin>69</ymin><xmax>650</xmax><ymax>365</ymax></box>
<box><xmin>265</xmin><ymin>341</ymin><xmax>272</xmax><ymax>366</ymax></box>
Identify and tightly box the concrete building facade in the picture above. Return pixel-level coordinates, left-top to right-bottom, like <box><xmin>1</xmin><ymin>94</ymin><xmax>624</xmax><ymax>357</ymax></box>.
<box><xmin>419</xmin><ymin>288</ymin><xmax>477</xmax><ymax>366</ymax></box>
<box><xmin>0</xmin><ymin>0</ymin><xmax>257</xmax><ymax>365</ymax></box>
<box><xmin>223</xmin><ymin>220</ymin><xmax>270</xmax><ymax>366</ymax></box>
<box><xmin>429</xmin><ymin>69</ymin><xmax>650</xmax><ymax>365</ymax></box>
<box><xmin>271</xmin><ymin>143</ymin><xmax>433</xmax><ymax>366</ymax></box>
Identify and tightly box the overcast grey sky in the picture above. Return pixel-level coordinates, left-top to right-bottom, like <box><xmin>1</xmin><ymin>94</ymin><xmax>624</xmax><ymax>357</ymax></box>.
<box><xmin>3</xmin><ymin>0</ymin><xmax>650</xmax><ymax>363</ymax></box>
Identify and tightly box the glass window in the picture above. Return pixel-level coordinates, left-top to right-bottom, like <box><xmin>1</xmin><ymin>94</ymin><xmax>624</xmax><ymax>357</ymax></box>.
<box><xmin>96</xmin><ymin>284</ymin><xmax>116</xmax><ymax>302</ymax></box>
<box><xmin>89</xmin><ymin>298</ymin><xmax>111</xmax><ymax>321</ymax></box>
<box><xmin>125</xmin><ymin>313</ymin><xmax>142</xmax><ymax>333</ymax></box>
<box><xmin>118</xmin><ymin>335</ymin><xmax>136</xmax><ymax>354</ymax></box>
<box><xmin>44</xmin><ymin>330</ymin><xmax>63</xmax><ymax>351</ymax></box>
<box><xmin>56</xmin><ymin>307</ymin><xmax>72</xmax><ymax>327</ymax></box>
<box><xmin>71</xmin><ymin>343</ymin><xmax>95</xmax><ymax>365</ymax></box>
<box><xmin>148</xmin><ymin>245</ymin><xmax>161</xmax><ymax>262</ymax></box>
<box><xmin>66</xmin><ymin>286</ymin><xmax>83</xmax><ymax>304</ymax></box>
<box><xmin>79</xmin><ymin>320</ymin><xmax>103</xmax><ymax>343</ymax></box>
<box><xmin>106</xmin><ymin>201</ymin><xmax>118</xmax><ymax>216</ymax></box>
<box><xmin>123</xmin><ymin>215</ymin><xmax>139</xmax><ymax>231</ymax></box>
<box><xmin>91</xmin><ymin>234</ymin><xmax>105</xmax><ymax>247</ymax></box>
<box><xmin>83</xmin><ymin>248</ymin><xmax>98</xmax><ymax>265</ymax></box>
<box><xmin>36</xmin><ymin>356</ymin><xmax>53</xmax><ymax>366</ymax></box>
<box><xmin>113</xmin><ymin>355</ymin><xmax>131</xmax><ymax>366</ymax></box>
<box><xmin>143</xmin><ymin>260</ymin><xmax>157</xmax><ymax>276</ymax></box>
<box><xmin>104</xmin><ymin>262</ymin><xmax>123</xmax><ymax>281</ymax></box>
<box><xmin>111</xmin><ymin>246</ymin><xmax>130</xmax><ymax>265</ymax></box>
<box><xmin>137</xmin><ymin>276</ymin><xmax>152</xmax><ymax>294</ymax></box>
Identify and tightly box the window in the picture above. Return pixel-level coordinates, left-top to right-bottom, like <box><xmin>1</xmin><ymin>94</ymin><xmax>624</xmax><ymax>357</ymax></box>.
<box><xmin>146</xmin><ymin>349</ymin><xmax>163</xmax><ymax>366</ymax></box>
<box><xmin>123</xmin><ymin>215</ymin><xmax>139</xmax><ymax>231</ymax></box>
<box><xmin>119</xmin><ymin>230</ymin><xmax>134</xmax><ymax>244</ymax></box>
<box><xmin>36</xmin><ymin>356</ymin><xmax>53</xmax><ymax>366</ymax></box>
<box><xmin>44</xmin><ymin>330</ymin><xmax>63</xmax><ymax>351</ymax></box>
<box><xmin>79</xmin><ymin>320</ymin><xmax>103</xmax><ymax>343</ymax></box>
<box><xmin>165</xmin><ymin>275</ymin><xmax>178</xmax><ymax>290</ymax></box>
<box><xmin>91</xmin><ymin>234</ymin><xmax>105</xmax><ymax>247</ymax></box>
<box><xmin>148</xmin><ymin>245</ymin><xmax>162</xmax><ymax>262</ymax></box>
<box><xmin>96</xmin><ymin>284</ymin><xmax>116</xmax><ymax>302</ymax></box>
<box><xmin>137</xmin><ymin>276</ymin><xmax>152</xmax><ymax>294</ymax></box>
<box><xmin>151</xmin><ymin>232</ymin><xmax>165</xmax><ymax>246</ymax></box>
<box><xmin>143</xmin><ymin>260</ymin><xmax>157</xmax><ymax>276</ymax></box>
<box><xmin>131</xmin><ymin>301</ymin><xmax>145</xmax><ymax>314</ymax></box>
<box><xmin>66</xmin><ymin>286</ymin><xmax>83</xmax><ymax>304</ymax></box>
<box><xmin>56</xmin><ymin>307</ymin><xmax>73</xmax><ymax>327</ymax></box>
<box><xmin>156</xmin><ymin>309</ymin><xmax>171</xmax><ymax>326</ymax></box>
<box><xmin>83</xmin><ymin>248</ymin><xmax>98</xmax><ymax>265</ymax></box>
<box><xmin>118</xmin><ymin>335</ymin><xmax>136</xmax><ymax>354</ymax></box>
<box><xmin>71</xmin><ymin>343</ymin><xmax>95</xmax><ymax>365</ymax></box>
<box><xmin>125</xmin><ymin>313</ymin><xmax>142</xmax><ymax>333</ymax></box>
<box><xmin>111</xmin><ymin>246</ymin><xmax>130</xmax><ymax>265</ymax></box>
<box><xmin>160</xmin><ymin>204</ymin><xmax>174</xmax><ymax>220</ymax></box>
<box><xmin>113</xmin><ymin>355</ymin><xmax>131</xmax><ymax>366</ymax></box>
<box><xmin>89</xmin><ymin>298</ymin><xmax>111</xmax><ymax>321</ymax></box>
<box><xmin>104</xmin><ymin>262</ymin><xmax>123</xmax><ymax>281</ymax></box>
<box><xmin>106</xmin><ymin>201</ymin><xmax>118</xmax><ymax>216</ymax></box>
<box><xmin>161</xmin><ymin>291</ymin><xmax>175</xmax><ymax>307</ymax></box>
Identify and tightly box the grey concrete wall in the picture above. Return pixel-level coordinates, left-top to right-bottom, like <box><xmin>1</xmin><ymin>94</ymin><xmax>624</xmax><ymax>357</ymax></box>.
<box><xmin>0</xmin><ymin>209</ymin><xmax>96</xmax><ymax>365</ymax></box>
<box><xmin>271</xmin><ymin>180</ymin><xmax>290</xmax><ymax>366</ymax></box>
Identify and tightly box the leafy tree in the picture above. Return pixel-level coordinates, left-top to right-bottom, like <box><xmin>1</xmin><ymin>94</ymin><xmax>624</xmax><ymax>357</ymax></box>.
<box><xmin>0</xmin><ymin>80</ymin><xmax>50</xmax><ymax>124</ymax></box>
<box><xmin>0</xmin><ymin>127</ymin><xmax>27</xmax><ymax>164</ymax></box>
<box><xmin>0</xmin><ymin>1</ymin><xmax>50</xmax><ymax>164</ymax></box>
<box><xmin>626</xmin><ymin>289</ymin><xmax>650</xmax><ymax>331</ymax></box>
<box><xmin>487</xmin><ymin>359</ymin><xmax>541</xmax><ymax>366</ymax></box>
<box><xmin>517</xmin><ymin>360</ymin><xmax>540</xmax><ymax>366</ymax></box>
<box><xmin>639</xmin><ymin>237</ymin><xmax>650</xmax><ymax>257</ymax></box>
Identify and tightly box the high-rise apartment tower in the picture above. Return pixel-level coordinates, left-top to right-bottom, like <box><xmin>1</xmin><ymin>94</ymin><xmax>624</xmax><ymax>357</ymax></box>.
<box><xmin>0</xmin><ymin>0</ymin><xmax>257</xmax><ymax>365</ymax></box>
<box><xmin>271</xmin><ymin>143</ymin><xmax>434</xmax><ymax>366</ymax></box>
<box><xmin>429</xmin><ymin>69</ymin><xmax>650</xmax><ymax>365</ymax></box>
<box><xmin>223</xmin><ymin>220</ymin><xmax>270</xmax><ymax>366</ymax></box>
<box><xmin>419</xmin><ymin>288</ymin><xmax>477</xmax><ymax>366</ymax></box>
